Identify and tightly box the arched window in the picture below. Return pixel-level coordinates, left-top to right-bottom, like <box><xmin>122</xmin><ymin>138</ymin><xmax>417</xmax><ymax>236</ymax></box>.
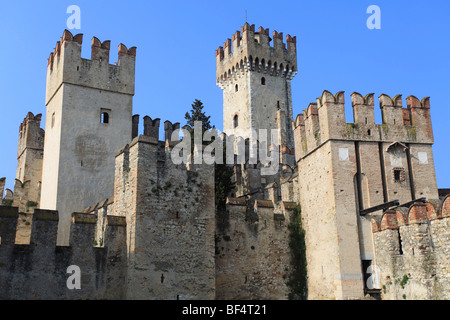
<box><xmin>235</xmin><ymin>84</ymin><xmax>239</xmax><ymax>92</ymax></box>
<box><xmin>233</xmin><ymin>115</ymin><xmax>238</xmax><ymax>128</ymax></box>
<box><xmin>51</xmin><ymin>112</ymin><xmax>55</xmax><ymax>128</ymax></box>
<box><xmin>261</xmin><ymin>77</ymin><xmax>266</xmax><ymax>85</ymax></box>
<box><xmin>101</xmin><ymin>112</ymin><xmax>109</xmax><ymax>124</ymax></box>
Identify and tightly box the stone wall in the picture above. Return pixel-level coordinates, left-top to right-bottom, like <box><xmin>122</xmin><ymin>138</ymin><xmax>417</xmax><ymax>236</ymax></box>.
<box><xmin>0</xmin><ymin>206</ymin><xmax>127</xmax><ymax>299</ymax></box>
<box><xmin>0</xmin><ymin>178</ymin><xmax>5</xmax><ymax>201</ymax></box>
<box><xmin>372</xmin><ymin>197</ymin><xmax>450</xmax><ymax>300</ymax></box>
<box><xmin>215</xmin><ymin>198</ymin><xmax>294</xmax><ymax>299</ymax></box>
<box><xmin>292</xmin><ymin>90</ymin><xmax>440</xmax><ymax>300</ymax></box>
<box><xmin>114</xmin><ymin>132</ymin><xmax>216</xmax><ymax>300</ymax></box>
<box><xmin>15</xmin><ymin>112</ymin><xmax>44</xmax><ymax>209</ymax></box>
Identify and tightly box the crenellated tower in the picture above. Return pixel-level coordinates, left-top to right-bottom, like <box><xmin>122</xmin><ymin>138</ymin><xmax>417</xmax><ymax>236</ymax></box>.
<box><xmin>40</xmin><ymin>30</ymin><xmax>137</xmax><ymax>245</ymax></box>
<box><xmin>216</xmin><ymin>23</ymin><xmax>298</xmax><ymax>168</ymax></box>
<box><xmin>293</xmin><ymin>90</ymin><xmax>439</xmax><ymax>300</ymax></box>
<box><xmin>15</xmin><ymin>112</ymin><xmax>45</xmax><ymax>208</ymax></box>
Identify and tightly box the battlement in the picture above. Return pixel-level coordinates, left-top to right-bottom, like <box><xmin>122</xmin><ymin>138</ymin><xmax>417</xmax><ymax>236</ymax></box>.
<box><xmin>114</xmin><ymin>129</ymin><xmax>214</xmax><ymax>220</ymax></box>
<box><xmin>131</xmin><ymin>114</ymin><xmax>162</xmax><ymax>140</ymax></box>
<box><xmin>0</xmin><ymin>206</ymin><xmax>127</xmax><ymax>299</ymax></box>
<box><xmin>0</xmin><ymin>206</ymin><xmax>125</xmax><ymax>249</ymax></box>
<box><xmin>46</xmin><ymin>30</ymin><xmax>137</xmax><ymax>104</ymax></box>
<box><xmin>372</xmin><ymin>195</ymin><xmax>450</xmax><ymax>299</ymax></box>
<box><xmin>216</xmin><ymin>23</ymin><xmax>297</xmax><ymax>87</ymax></box>
<box><xmin>372</xmin><ymin>197</ymin><xmax>450</xmax><ymax>233</ymax></box>
<box><xmin>216</xmin><ymin>197</ymin><xmax>296</xmax><ymax>299</ymax></box>
<box><xmin>130</xmin><ymin>115</ymin><xmax>181</xmax><ymax>147</ymax></box>
<box><xmin>294</xmin><ymin>90</ymin><xmax>434</xmax><ymax>159</ymax></box>
<box><xmin>224</xmin><ymin>197</ymin><xmax>295</xmax><ymax>225</ymax></box>
<box><xmin>17</xmin><ymin>112</ymin><xmax>44</xmax><ymax>158</ymax></box>
<box><xmin>0</xmin><ymin>178</ymin><xmax>5</xmax><ymax>201</ymax></box>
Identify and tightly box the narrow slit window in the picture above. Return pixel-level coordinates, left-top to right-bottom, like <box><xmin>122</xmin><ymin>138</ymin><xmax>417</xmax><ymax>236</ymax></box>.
<box><xmin>235</xmin><ymin>84</ymin><xmax>239</xmax><ymax>92</ymax></box>
<box><xmin>398</xmin><ymin>230</ymin><xmax>404</xmax><ymax>255</ymax></box>
<box><xmin>233</xmin><ymin>115</ymin><xmax>238</xmax><ymax>128</ymax></box>
<box><xmin>261</xmin><ymin>77</ymin><xmax>266</xmax><ymax>85</ymax></box>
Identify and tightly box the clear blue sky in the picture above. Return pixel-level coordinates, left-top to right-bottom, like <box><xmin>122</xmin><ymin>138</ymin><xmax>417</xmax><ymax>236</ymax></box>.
<box><xmin>1</xmin><ymin>0</ymin><xmax>449</xmax><ymax>190</ymax></box>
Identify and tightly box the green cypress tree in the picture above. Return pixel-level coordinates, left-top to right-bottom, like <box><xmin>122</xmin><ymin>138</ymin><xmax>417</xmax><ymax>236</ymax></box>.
<box><xmin>184</xmin><ymin>99</ymin><xmax>213</xmax><ymax>132</ymax></box>
<box><xmin>184</xmin><ymin>99</ymin><xmax>234</xmax><ymax>210</ymax></box>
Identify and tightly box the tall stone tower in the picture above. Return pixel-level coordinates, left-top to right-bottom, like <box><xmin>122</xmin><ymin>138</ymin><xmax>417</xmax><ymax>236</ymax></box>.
<box><xmin>216</xmin><ymin>23</ymin><xmax>297</xmax><ymax>166</ymax></box>
<box><xmin>40</xmin><ymin>30</ymin><xmax>136</xmax><ymax>244</ymax></box>
<box><xmin>293</xmin><ymin>90</ymin><xmax>439</xmax><ymax>299</ymax></box>
<box><xmin>14</xmin><ymin>112</ymin><xmax>45</xmax><ymax>209</ymax></box>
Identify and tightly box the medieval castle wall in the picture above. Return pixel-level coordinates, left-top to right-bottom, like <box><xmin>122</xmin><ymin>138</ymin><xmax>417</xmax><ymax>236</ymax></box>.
<box><xmin>372</xmin><ymin>197</ymin><xmax>450</xmax><ymax>299</ymax></box>
<box><xmin>293</xmin><ymin>90</ymin><xmax>440</xmax><ymax>299</ymax></box>
<box><xmin>113</xmin><ymin>119</ymin><xmax>216</xmax><ymax>300</ymax></box>
<box><xmin>0</xmin><ymin>206</ymin><xmax>127</xmax><ymax>299</ymax></box>
<box><xmin>0</xmin><ymin>24</ymin><xmax>447</xmax><ymax>300</ymax></box>
<box><xmin>215</xmin><ymin>198</ymin><xmax>296</xmax><ymax>299</ymax></box>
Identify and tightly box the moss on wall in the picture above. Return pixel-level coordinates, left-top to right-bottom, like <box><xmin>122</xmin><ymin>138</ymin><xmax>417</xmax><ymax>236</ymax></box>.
<box><xmin>287</xmin><ymin>206</ymin><xmax>308</xmax><ymax>300</ymax></box>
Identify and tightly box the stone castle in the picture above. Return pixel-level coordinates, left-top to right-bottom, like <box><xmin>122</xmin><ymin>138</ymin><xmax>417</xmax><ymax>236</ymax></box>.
<box><xmin>0</xmin><ymin>24</ymin><xmax>449</xmax><ymax>300</ymax></box>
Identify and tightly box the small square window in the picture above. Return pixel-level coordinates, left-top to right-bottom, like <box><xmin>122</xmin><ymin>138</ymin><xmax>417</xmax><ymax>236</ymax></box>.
<box><xmin>393</xmin><ymin>167</ymin><xmax>406</xmax><ymax>183</ymax></box>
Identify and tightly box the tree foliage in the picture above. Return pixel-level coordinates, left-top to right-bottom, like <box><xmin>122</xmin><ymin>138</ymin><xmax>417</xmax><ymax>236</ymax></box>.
<box><xmin>184</xmin><ymin>99</ymin><xmax>213</xmax><ymax>132</ymax></box>
<box><xmin>184</xmin><ymin>99</ymin><xmax>234</xmax><ymax>210</ymax></box>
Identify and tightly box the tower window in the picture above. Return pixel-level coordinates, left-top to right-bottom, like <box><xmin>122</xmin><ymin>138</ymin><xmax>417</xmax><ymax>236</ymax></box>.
<box><xmin>233</xmin><ymin>115</ymin><xmax>238</xmax><ymax>128</ymax></box>
<box><xmin>51</xmin><ymin>112</ymin><xmax>55</xmax><ymax>128</ymax></box>
<box><xmin>100</xmin><ymin>109</ymin><xmax>111</xmax><ymax>124</ymax></box>
<box><xmin>261</xmin><ymin>77</ymin><xmax>266</xmax><ymax>85</ymax></box>
<box><xmin>394</xmin><ymin>169</ymin><xmax>401</xmax><ymax>182</ymax></box>
<box><xmin>235</xmin><ymin>84</ymin><xmax>239</xmax><ymax>92</ymax></box>
<box><xmin>101</xmin><ymin>112</ymin><xmax>109</xmax><ymax>124</ymax></box>
<box><xmin>393</xmin><ymin>167</ymin><xmax>406</xmax><ymax>183</ymax></box>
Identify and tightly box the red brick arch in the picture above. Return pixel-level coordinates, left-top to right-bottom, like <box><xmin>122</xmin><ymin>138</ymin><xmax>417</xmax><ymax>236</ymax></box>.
<box><xmin>440</xmin><ymin>194</ymin><xmax>450</xmax><ymax>218</ymax></box>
